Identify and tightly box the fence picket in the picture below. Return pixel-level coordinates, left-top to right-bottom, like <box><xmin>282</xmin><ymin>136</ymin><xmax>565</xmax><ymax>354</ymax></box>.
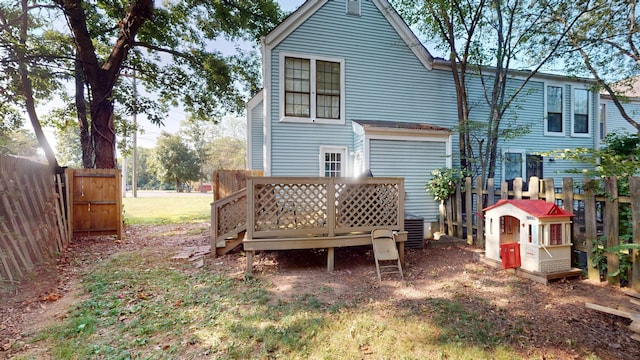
<box><xmin>604</xmin><ymin>177</ymin><xmax>620</xmax><ymax>285</ymax></box>
<box><xmin>630</xmin><ymin>177</ymin><xmax>640</xmax><ymax>291</ymax></box>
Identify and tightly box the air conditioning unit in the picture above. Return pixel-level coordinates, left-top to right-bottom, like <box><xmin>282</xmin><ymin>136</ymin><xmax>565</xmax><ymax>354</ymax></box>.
<box><xmin>404</xmin><ymin>213</ymin><xmax>424</xmax><ymax>249</ymax></box>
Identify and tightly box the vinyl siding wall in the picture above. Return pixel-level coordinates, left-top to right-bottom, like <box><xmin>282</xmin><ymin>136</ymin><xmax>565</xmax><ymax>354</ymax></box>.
<box><xmin>268</xmin><ymin>0</ymin><xmax>459</xmax><ymax>176</ymax></box>
<box><xmin>250</xmin><ymin>99</ymin><xmax>264</xmax><ymax>170</ymax></box>
<box><xmin>602</xmin><ymin>98</ymin><xmax>640</xmax><ymax>135</ymax></box>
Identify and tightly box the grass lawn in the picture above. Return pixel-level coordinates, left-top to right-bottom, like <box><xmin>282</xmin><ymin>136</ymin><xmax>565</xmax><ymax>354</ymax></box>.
<box><xmin>122</xmin><ymin>192</ymin><xmax>212</xmax><ymax>224</ymax></box>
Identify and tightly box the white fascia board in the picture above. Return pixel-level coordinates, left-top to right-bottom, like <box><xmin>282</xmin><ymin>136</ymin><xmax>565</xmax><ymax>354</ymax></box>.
<box><xmin>372</xmin><ymin>0</ymin><xmax>433</xmax><ymax>70</ymax></box>
<box><xmin>263</xmin><ymin>0</ymin><xmax>328</xmax><ymax>49</ymax></box>
<box><xmin>262</xmin><ymin>40</ymin><xmax>272</xmax><ymax>176</ymax></box>
<box><xmin>246</xmin><ymin>90</ymin><xmax>263</xmax><ymax>169</ymax></box>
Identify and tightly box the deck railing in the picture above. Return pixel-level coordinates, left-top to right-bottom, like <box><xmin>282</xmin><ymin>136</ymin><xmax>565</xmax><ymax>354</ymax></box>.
<box><xmin>246</xmin><ymin>176</ymin><xmax>405</xmax><ymax>240</ymax></box>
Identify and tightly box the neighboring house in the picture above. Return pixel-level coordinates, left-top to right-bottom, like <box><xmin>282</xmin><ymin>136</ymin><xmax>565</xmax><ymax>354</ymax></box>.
<box><xmin>600</xmin><ymin>78</ymin><xmax>640</xmax><ymax>138</ymax></box>
<box><xmin>247</xmin><ymin>0</ymin><xmax>601</xmax><ymax>228</ymax></box>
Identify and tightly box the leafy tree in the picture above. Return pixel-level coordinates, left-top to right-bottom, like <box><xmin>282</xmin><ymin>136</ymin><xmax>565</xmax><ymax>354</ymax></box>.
<box><xmin>55</xmin><ymin>125</ymin><xmax>83</xmax><ymax>167</ymax></box>
<box><xmin>2</xmin><ymin>0</ymin><xmax>283</xmax><ymax>169</ymax></box>
<box><xmin>552</xmin><ymin>0</ymin><xmax>640</xmax><ymax>132</ymax></box>
<box><xmin>396</xmin><ymin>0</ymin><xmax>597</xmax><ymax>181</ymax></box>
<box><xmin>0</xmin><ymin>128</ymin><xmax>40</xmax><ymax>157</ymax></box>
<box><xmin>152</xmin><ymin>132</ymin><xmax>199</xmax><ymax>191</ymax></box>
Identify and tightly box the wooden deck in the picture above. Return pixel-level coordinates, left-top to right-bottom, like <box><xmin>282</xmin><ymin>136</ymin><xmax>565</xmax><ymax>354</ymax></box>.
<box><xmin>212</xmin><ymin>176</ymin><xmax>406</xmax><ymax>274</ymax></box>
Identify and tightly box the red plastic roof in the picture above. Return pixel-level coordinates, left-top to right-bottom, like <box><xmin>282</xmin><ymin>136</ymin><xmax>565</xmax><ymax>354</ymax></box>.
<box><xmin>483</xmin><ymin>199</ymin><xmax>575</xmax><ymax>218</ymax></box>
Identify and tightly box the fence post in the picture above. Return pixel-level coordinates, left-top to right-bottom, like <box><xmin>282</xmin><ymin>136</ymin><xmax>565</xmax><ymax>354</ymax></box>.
<box><xmin>604</xmin><ymin>177</ymin><xmax>620</xmax><ymax>286</ymax></box>
<box><xmin>544</xmin><ymin>178</ymin><xmax>555</xmax><ymax>203</ymax></box>
<box><xmin>487</xmin><ymin>178</ymin><xmax>495</xmax><ymax>206</ymax></box>
<box><xmin>583</xmin><ymin>178</ymin><xmax>600</xmax><ymax>281</ymax></box>
<box><xmin>476</xmin><ymin>176</ymin><xmax>484</xmax><ymax>248</ymax></box>
<box><xmin>500</xmin><ymin>181</ymin><xmax>508</xmax><ymax>199</ymax></box>
<box><xmin>630</xmin><ymin>176</ymin><xmax>640</xmax><ymax>291</ymax></box>
<box><xmin>465</xmin><ymin>177</ymin><xmax>473</xmax><ymax>245</ymax></box>
<box><xmin>562</xmin><ymin>178</ymin><xmax>575</xmax><ymax>242</ymax></box>
<box><xmin>455</xmin><ymin>186</ymin><xmax>463</xmax><ymax>238</ymax></box>
<box><xmin>529</xmin><ymin>176</ymin><xmax>539</xmax><ymax>200</ymax></box>
<box><xmin>514</xmin><ymin>177</ymin><xmax>523</xmax><ymax>199</ymax></box>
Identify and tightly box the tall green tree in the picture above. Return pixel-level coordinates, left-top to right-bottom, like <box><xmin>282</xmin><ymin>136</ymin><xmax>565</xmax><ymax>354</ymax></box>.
<box><xmin>396</xmin><ymin>0</ymin><xmax>597</xmax><ymax>181</ymax></box>
<box><xmin>0</xmin><ymin>128</ymin><xmax>40</xmax><ymax>156</ymax></box>
<box><xmin>152</xmin><ymin>132</ymin><xmax>199</xmax><ymax>191</ymax></box>
<box><xmin>553</xmin><ymin>0</ymin><xmax>640</xmax><ymax>132</ymax></box>
<box><xmin>2</xmin><ymin>0</ymin><xmax>282</xmax><ymax>169</ymax></box>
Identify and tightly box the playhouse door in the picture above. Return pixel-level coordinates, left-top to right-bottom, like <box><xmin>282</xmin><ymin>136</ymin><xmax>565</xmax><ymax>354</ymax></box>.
<box><xmin>499</xmin><ymin>216</ymin><xmax>520</xmax><ymax>244</ymax></box>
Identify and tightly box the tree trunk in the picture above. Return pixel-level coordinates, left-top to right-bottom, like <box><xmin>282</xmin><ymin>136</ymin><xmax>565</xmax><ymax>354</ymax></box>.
<box><xmin>18</xmin><ymin>0</ymin><xmax>58</xmax><ymax>170</ymax></box>
<box><xmin>91</xmin><ymin>87</ymin><xmax>117</xmax><ymax>168</ymax></box>
<box><xmin>75</xmin><ymin>55</ymin><xmax>93</xmax><ymax>168</ymax></box>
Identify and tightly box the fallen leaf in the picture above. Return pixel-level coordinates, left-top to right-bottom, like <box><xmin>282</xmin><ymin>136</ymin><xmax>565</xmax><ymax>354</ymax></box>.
<box><xmin>40</xmin><ymin>293</ymin><xmax>62</xmax><ymax>302</ymax></box>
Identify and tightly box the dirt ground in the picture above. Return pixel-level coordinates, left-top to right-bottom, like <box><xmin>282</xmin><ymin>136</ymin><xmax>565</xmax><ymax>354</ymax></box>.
<box><xmin>1</xmin><ymin>222</ymin><xmax>640</xmax><ymax>359</ymax></box>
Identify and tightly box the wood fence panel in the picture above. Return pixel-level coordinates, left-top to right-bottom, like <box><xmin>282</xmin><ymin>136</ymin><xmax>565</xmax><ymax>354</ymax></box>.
<box><xmin>67</xmin><ymin>168</ymin><xmax>122</xmax><ymax>239</ymax></box>
<box><xmin>465</xmin><ymin>177</ymin><xmax>472</xmax><ymax>244</ymax></box>
<box><xmin>455</xmin><ymin>186</ymin><xmax>463</xmax><ymax>238</ymax></box>
<box><xmin>213</xmin><ymin>170</ymin><xmax>263</xmax><ymax>200</ymax></box>
<box><xmin>604</xmin><ymin>177</ymin><xmax>620</xmax><ymax>285</ymax></box>
<box><xmin>630</xmin><ymin>177</ymin><xmax>640</xmax><ymax>291</ymax></box>
<box><xmin>476</xmin><ymin>176</ymin><xmax>484</xmax><ymax>248</ymax></box>
<box><xmin>544</xmin><ymin>178</ymin><xmax>555</xmax><ymax>203</ymax></box>
<box><xmin>583</xmin><ymin>179</ymin><xmax>600</xmax><ymax>281</ymax></box>
<box><xmin>513</xmin><ymin>178</ymin><xmax>523</xmax><ymax>199</ymax></box>
<box><xmin>0</xmin><ymin>155</ymin><xmax>66</xmax><ymax>282</ymax></box>
<box><xmin>529</xmin><ymin>177</ymin><xmax>539</xmax><ymax>200</ymax></box>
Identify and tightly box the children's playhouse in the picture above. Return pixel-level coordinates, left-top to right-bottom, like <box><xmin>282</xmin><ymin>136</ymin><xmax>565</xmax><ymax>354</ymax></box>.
<box><xmin>483</xmin><ymin>199</ymin><xmax>575</xmax><ymax>274</ymax></box>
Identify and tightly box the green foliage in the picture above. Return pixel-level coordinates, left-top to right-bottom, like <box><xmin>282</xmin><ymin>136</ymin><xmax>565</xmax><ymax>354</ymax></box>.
<box><xmin>590</xmin><ymin>238</ymin><xmax>640</xmax><ymax>285</ymax></box>
<box><xmin>0</xmin><ymin>128</ymin><xmax>40</xmax><ymax>157</ymax></box>
<box><xmin>151</xmin><ymin>132</ymin><xmax>200</xmax><ymax>190</ymax></box>
<box><xmin>426</xmin><ymin>167</ymin><xmax>467</xmax><ymax>202</ymax></box>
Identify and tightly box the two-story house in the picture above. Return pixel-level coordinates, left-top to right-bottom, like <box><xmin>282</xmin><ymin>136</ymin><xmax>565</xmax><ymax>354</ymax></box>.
<box><xmin>247</xmin><ymin>0</ymin><xmax>600</xmax><ymax>227</ymax></box>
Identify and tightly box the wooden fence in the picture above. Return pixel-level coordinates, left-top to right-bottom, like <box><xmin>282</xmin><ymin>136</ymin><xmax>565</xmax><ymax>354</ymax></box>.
<box><xmin>451</xmin><ymin>176</ymin><xmax>640</xmax><ymax>291</ymax></box>
<box><xmin>66</xmin><ymin>168</ymin><xmax>122</xmax><ymax>239</ymax></box>
<box><xmin>0</xmin><ymin>155</ymin><xmax>68</xmax><ymax>283</ymax></box>
<box><xmin>212</xmin><ymin>169</ymin><xmax>263</xmax><ymax>200</ymax></box>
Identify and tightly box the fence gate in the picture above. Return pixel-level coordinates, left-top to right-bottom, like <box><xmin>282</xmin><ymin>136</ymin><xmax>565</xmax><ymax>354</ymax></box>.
<box><xmin>66</xmin><ymin>168</ymin><xmax>122</xmax><ymax>239</ymax></box>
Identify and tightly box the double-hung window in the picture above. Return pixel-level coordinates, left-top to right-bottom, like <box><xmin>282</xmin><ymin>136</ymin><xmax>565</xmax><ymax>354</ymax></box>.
<box><xmin>545</xmin><ymin>85</ymin><xmax>563</xmax><ymax>135</ymax></box>
<box><xmin>573</xmin><ymin>88</ymin><xmax>590</xmax><ymax>136</ymax></box>
<box><xmin>281</xmin><ymin>53</ymin><xmax>345</xmax><ymax>124</ymax></box>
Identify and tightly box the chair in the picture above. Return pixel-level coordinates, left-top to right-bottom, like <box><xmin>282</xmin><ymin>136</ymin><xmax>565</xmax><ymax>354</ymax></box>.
<box><xmin>371</xmin><ymin>228</ymin><xmax>404</xmax><ymax>281</ymax></box>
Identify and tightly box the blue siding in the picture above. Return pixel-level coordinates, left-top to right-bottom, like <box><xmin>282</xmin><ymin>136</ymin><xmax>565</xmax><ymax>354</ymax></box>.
<box><xmin>603</xmin><ymin>98</ymin><xmax>640</xmax><ymax>135</ymax></box>
<box><xmin>269</xmin><ymin>0</ymin><xmax>459</xmax><ymax>176</ymax></box>
<box><xmin>250</xmin><ymin>99</ymin><xmax>264</xmax><ymax>170</ymax></box>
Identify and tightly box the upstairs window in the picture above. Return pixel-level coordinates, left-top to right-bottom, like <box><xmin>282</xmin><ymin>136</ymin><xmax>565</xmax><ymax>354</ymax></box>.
<box><xmin>281</xmin><ymin>53</ymin><xmax>345</xmax><ymax>124</ymax></box>
<box><xmin>573</xmin><ymin>88</ymin><xmax>590</xmax><ymax>135</ymax></box>
<box><xmin>504</xmin><ymin>152</ymin><xmax>523</xmax><ymax>181</ymax></box>
<box><xmin>546</xmin><ymin>85</ymin><xmax>563</xmax><ymax>135</ymax></box>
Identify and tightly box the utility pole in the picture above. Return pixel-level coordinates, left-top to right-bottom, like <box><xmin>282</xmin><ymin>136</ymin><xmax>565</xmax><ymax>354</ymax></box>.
<box><xmin>132</xmin><ymin>68</ymin><xmax>138</xmax><ymax>198</ymax></box>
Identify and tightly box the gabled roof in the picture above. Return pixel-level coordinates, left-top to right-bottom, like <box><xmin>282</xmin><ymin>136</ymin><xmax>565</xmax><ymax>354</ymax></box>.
<box><xmin>262</xmin><ymin>0</ymin><xmax>433</xmax><ymax>70</ymax></box>
<box><xmin>483</xmin><ymin>199</ymin><xmax>575</xmax><ymax>218</ymax></box>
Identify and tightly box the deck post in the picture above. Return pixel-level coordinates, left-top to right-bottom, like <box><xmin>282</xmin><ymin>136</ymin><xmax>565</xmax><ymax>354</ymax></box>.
<box><xmin>327</xmin><ymin>247</ymin><xmax>334</xmax><ymax>272</ymax></box>
<box><xmin>246</xmin><ymin>250</ymin><xmax>254</xmax><ymax>275</ymax></box>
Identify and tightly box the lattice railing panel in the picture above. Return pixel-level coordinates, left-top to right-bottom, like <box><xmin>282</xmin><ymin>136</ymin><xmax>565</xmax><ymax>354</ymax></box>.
<box><xmin>253</xmin><ymin>183</ymin><xmax>328</xmax><ymax>231</ymax></box>
<box><xmin>217</xmin><ymin>195</ymin><xmax>247</xmax><ymax>236</ymax></box>
<box><xmin>335</xmin><ymin>183</ymin><xmax>399</xmax><ymax>228</ymax></box>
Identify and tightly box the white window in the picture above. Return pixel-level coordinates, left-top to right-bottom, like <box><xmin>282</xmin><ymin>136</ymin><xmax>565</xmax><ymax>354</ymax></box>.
<box><xmin>280</xmin><ymin>52</ymin><xmax>345</xmax><ymax>124</ymax></box>
<box><xmin>319</xmin><ymin>146</ymin><xmax>347</xmax><ymax>177</ymax></box>
<box><xmin>572</xmin><ymin>88</ymin><xmax>590</xmax><ymax>136</ymax></box>
<box><xmin>544</xmin><ymin>85</ymin><xmax>564</xmax><ymax>136</ymax></box>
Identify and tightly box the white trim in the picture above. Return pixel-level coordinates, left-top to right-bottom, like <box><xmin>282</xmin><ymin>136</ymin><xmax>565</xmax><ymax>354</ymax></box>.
<box><xmin>371</xmin><ymin>0</ymin><xmax>433</xmax><ymax>70</ymax></box>
<box><xmin>246</xmin><ymin>90</ymin><xmax>263</xmax><ymax>169</ymax></box>
<box><xmin>543</xmin><ymin>82</ymin><xmax>566</xmax><ymax>137</ymax></box>
<box><xmin>262</xmin><ymin>41</ymin><xmax>272</xmax><ymax>176</ymax></box>
<box><xmin>363</xmin><ymin>132</ymin><xmax>452</xmax><ymax>170</ymax></box>
<box><xmin>278</xmin><ymin>51</ymin><xmax>346</xmax><ymax>125</ymax></box>
<box><xmin>571</xmin><ymin>86</ymin><xmax>592</xmax><ymax>138</ymax></box>
<box><xmin>319</xmin><ymin>146</ymin><xmax>349</xmax><ymax>177</ymax></box>
<box><xmin>264</xmin><ymin>0</ymin><xmax>328</xmax><ymax>48</ymax></box>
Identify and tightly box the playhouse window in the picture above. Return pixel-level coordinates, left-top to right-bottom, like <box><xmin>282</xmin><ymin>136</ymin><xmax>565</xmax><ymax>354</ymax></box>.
<box><xmin>528</xmin><ymin>224</ymin><xmax>532</xmax><ymax>243</ymax></box>
<box><xmin>549</xmin><ymin>223</ymin><xmax>562</xmax><ymax>245</ymax></box>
